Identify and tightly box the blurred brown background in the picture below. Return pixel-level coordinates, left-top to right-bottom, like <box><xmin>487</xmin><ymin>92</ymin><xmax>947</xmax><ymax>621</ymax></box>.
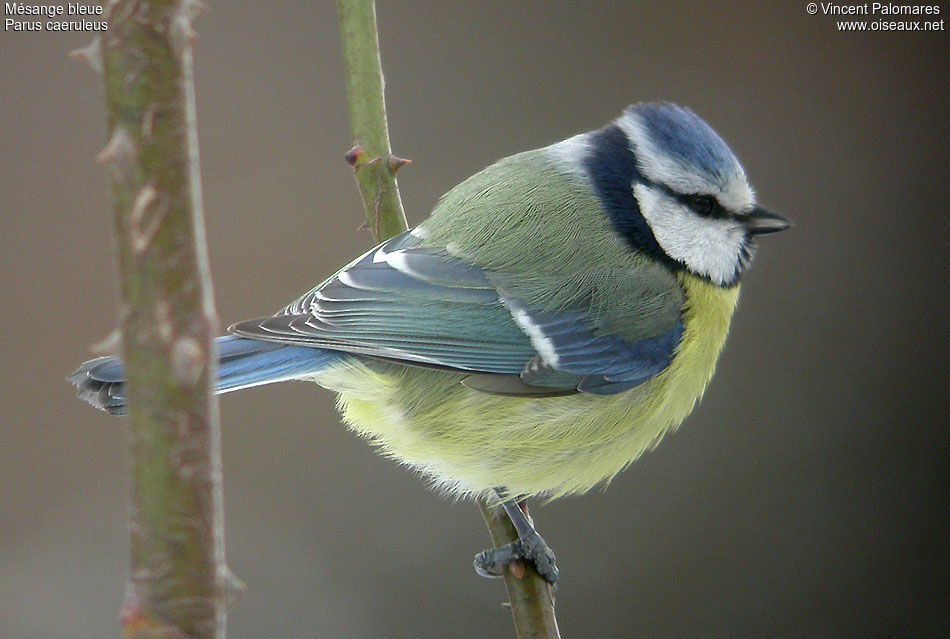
<box><xmin>2</xmin><ymin>1</ymin><xmax>947</xmax><ymax>637</ymax></box>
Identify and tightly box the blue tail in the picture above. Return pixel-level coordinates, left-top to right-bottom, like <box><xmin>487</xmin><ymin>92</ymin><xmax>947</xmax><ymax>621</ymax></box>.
<box><xmin>69</xmin><ymin>336</ymin><xmax>340</xmax><ymax>415</ymax></box>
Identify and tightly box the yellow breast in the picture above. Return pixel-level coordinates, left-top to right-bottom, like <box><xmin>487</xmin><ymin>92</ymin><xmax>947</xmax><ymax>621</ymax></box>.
<box><xmin>650</xmin><ymin>274</ymin><xmax>741</xmax><ymax>441</ymax></box>
<box><xmin>325</xmin><ymin>274</ymin><xmax>741</xmax><ymax>499</ymax></box>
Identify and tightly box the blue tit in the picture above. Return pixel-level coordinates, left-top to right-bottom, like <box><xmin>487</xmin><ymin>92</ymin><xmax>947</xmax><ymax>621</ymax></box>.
<box><xmin>71</xmin><ymin>102</ymin><xmax>790</xmax><ymax>585</ymax></box>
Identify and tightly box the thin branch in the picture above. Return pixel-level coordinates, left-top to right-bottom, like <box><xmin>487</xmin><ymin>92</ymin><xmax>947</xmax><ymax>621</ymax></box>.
<box><xmin>335</xmin><ymin>2</ymin><xmax>559</xmax><ymax>637</ymax></box>
<box><xmin>337</xmin><ymin>0</ymin><xmax>409</xmax><ymax>242</ymax></box>
<box><xmin>95</xmin><ymin>0</ymin><xmax>239</xmax><ymax>636</ymax></box>
<box><xmin>479</xmin><ymin>502</ymin><xmax>561</xmax><ymax>639</ymax></box>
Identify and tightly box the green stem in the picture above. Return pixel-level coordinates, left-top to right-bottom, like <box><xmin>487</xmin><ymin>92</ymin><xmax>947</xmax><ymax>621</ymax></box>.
<box><xmin>98</xmin><ymin>1</ymin><xmax>238</xmax><ymax>636</ymax></box>
<box><xmin>337</xmin><ymin>0</ymin><xmax>409</xmax><ymax>242</ymax></box>
<box><xmin>336</xmin><ymin>3</ymin><xmax>559</xmax><ymax>636</ymax></box>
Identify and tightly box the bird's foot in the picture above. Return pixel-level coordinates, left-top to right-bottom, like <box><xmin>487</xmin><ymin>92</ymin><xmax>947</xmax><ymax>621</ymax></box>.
<box><xmin>473</xmin><ymin>530</ymin><xmax>559</xmax><ymax>586</ymax></box>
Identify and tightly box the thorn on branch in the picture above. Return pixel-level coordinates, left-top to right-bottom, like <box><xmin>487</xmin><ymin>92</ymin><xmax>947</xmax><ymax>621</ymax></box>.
<box><xmin>96</xmin><ymin>126</ymin><xmax>137</xmax><ymax>170</ymax></box>
<box><xmin>387</xmin><ymin>153</ymin><xmax>412</xmax><ymax>174</ymax></box>
<box><xmin>344</xmin><ymin>144</ymin><xmax>383</xmax><ymax>171</ymax></box>
<box><xmin>344</xmin><ymin>144</ymin><xmax>366</xmax><ymax>167</ymax></box>
<box><xmin>171</xmin><ymin>337</ymin><xmax>204</xmax><ymax>386</ymax></box>
<box><xmin>68</xmin><ymin>36</ymin><xmax>103</xmax><ymax>74</ymax></box>
<box><xmin>220</xmin><ymin>566</ymin><xmax>247</xmax><ymax>610</ymax></box>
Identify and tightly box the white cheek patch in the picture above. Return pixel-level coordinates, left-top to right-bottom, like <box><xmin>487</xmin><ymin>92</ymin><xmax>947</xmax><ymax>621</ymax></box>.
<box><xmin>634</xmin><ymin>184</ymin><xmax>747</xmax><ymax>286</ymax></box>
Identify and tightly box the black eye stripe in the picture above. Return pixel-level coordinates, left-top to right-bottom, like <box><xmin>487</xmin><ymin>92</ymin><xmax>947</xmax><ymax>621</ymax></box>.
<box><xmin>643</xmin><ymin>181</ymin><xmax>733</xmax><ymax>220</ymax></box>
<box><xmin>685</xmin><ymin>194</ymin><xmax>718</xmax><ymax>216</ymax></box>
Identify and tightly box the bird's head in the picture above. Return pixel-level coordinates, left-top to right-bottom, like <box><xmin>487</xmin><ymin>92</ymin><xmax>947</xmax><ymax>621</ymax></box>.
<box><xmin>564</xmin><ymin>102</ymin><xmax>790</xmax><ymax>286</ymax></box>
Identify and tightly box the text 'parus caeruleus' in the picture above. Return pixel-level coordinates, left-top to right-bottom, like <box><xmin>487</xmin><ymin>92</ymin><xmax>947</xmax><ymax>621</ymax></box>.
<box><xmin>71</xmin><ymin>102</ymin><xmax>790</xmax><ymax>585</ymax></box>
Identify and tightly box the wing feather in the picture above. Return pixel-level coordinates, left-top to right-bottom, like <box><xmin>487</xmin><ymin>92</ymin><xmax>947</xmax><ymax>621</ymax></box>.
<box><xmin>230</xmin><ymin>230</ymin><xmax>684</xmax><ymax>395</ymax></box>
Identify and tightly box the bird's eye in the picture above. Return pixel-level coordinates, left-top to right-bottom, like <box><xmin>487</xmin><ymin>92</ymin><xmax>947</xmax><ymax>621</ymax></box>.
<box><xmin>690</xmin><ymin>195</ymin><xmax>717</xmax><ymax>216</ymax></box>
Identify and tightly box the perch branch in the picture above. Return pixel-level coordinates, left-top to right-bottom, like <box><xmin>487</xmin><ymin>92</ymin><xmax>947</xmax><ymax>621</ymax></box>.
<box><xmin>335</xmin><ymin>2</ymin><xmax>559</xmax><ymax>637</ymax></box>
<box><xmin>337</xmin><ymin>0</ymin><xmax>409</xmax><ymax>241</ymax></box>
<box><xmin>479</xmin><ymin>501</ymin><xmax>561</xmax><ymax>639</ymax></box>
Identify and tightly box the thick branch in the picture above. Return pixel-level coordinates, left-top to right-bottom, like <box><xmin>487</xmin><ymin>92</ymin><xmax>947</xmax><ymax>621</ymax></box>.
<box><xmin>97</xmin><ymin>1</ymin><xmax>237</xmax><ymax>636</ymax></box>
<box><xmin>335</xmin><ymin>2</ymin><xmax>559</xmax><ymax>637</ymax></box>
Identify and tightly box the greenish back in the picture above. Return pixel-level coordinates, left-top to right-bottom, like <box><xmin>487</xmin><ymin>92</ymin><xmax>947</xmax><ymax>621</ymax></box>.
<box><xmin>421</xmin><ymin>149</ymin><xmax>683</xmax><ymax>342</ymax></box>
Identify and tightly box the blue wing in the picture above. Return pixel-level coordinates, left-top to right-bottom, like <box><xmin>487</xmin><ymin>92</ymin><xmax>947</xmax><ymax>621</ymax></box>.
<box><xmin>229</xmin><ymin>230</ymin><xmax>683</xmax><ymax>396</ymax></box>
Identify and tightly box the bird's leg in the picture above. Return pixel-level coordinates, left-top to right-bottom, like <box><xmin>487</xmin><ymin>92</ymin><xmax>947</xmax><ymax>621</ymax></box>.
<box><xmin>473</xmin><ymin>488</ymin><xmax>559</xmax><ymax>586</ymax></box>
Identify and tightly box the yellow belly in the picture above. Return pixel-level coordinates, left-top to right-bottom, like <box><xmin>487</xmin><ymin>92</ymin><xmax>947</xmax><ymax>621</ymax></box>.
<box><xmin>319</xmin><ymin>275</ymin><xmax>740</xmax><ymax>499</ymax></box>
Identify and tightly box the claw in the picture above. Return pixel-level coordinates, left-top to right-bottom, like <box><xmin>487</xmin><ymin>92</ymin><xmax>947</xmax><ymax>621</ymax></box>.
<box><xmin>520</xmin><ymin>531</ymin><xmax>559</xmax><ymax>586</ymax></box>
<box><xmin>473</xmin><ymin>534</ymin><xmax>559</xmax><ymax>587</ymax></box>
<box><xmin>473</xmin><ymin>549</ymin><xmax>505</xmax><ymax>579</ymax></box>
<box><xmin>474</xmin><ymin>541</ymin><xmax>523</xmax><ymax>579</ymax></box>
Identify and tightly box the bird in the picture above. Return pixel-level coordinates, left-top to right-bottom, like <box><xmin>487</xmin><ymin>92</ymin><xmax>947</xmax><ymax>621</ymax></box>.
<box><xmin>70</xmin><ymin>102</ymin><xmax>790</xmax><ymax>586</ymax></box>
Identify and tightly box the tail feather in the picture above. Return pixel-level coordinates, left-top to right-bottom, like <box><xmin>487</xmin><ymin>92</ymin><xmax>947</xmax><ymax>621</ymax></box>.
<box><xmin>69</xmin><ymin>336</ymin><xmax>339</xmax><ymax>416</ymax></box>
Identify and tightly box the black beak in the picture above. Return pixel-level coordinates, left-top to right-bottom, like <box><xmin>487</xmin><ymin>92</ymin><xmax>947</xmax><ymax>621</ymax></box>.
<box><xmin>744</xmin><ymin>205</ymin><xmax>791</xmax><ymax>235</ymax></box>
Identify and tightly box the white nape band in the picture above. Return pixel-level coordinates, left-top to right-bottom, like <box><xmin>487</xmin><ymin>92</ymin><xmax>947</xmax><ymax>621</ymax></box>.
<box><xmin>543</xmin><ymin>132</ymin><xmax>594</xmax><ymax>180</ymax></box>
